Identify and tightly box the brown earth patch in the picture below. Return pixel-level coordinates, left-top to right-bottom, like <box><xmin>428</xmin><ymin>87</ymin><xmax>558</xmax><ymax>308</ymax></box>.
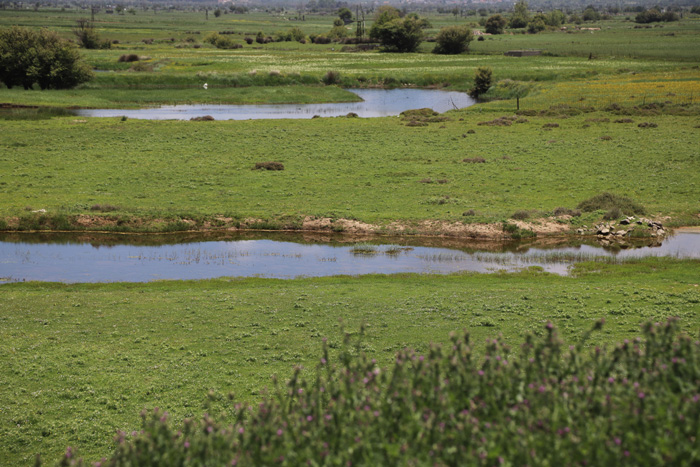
<box><xmin>75</xmin><ymin>215</ymin><xmax>118</xmax><ymax>227</ymax></box>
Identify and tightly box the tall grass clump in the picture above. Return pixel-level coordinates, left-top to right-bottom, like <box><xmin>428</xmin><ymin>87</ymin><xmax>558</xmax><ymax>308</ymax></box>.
<box><xmin>577</xmin><ymin>192</ymin><xmax>646</xmax><ymax>217</ymax></box>
<box><xmin>52</xmin><ymin>319</ymin><xmax>700</xmax><ymax>466</ymax></box>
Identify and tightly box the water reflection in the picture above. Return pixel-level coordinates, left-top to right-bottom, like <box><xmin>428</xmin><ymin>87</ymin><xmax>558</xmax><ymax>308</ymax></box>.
<box><xmin>73</xmin><ymin>89</ymin><xmax>476</xmax><ymax>120</ymax></box>
<box><xmin>0</xmin><ymin>230</ymin><xmax>698</xmax><ymax>283</ymax></box>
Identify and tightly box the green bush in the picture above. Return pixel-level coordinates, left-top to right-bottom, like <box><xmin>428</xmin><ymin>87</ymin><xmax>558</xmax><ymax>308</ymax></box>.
<box><xmin>0</xmin><ymin>26</ymin><xmax>93</xmax><ymax>90</ymax></box>
<box><xmin>204</xmin><ymin>33</ymin><xmax>242</xmax><ymax>49</ymax></box>
<box><xmin>53</xmin><ymin>320</ymin><xmax>700</xmax><ymax>466</ymax></box>
<box><xmin>432</xmin><ymin>25</ymin><xmax>473</xmax><ymax>54</ymax></box>
<box><xmin>72</xmin><ymin>18</ymin><xmax>109</xmax><ymax>49</ymax></box>
<box><xmin>485</xmin><ymin>14</ymin><xmax>507</xmax><ymax>34</ymax></box>
<box><xmin>470</xmin><ymin>66</ymin><xmax>493</xmax><ymax>98</ymax></box>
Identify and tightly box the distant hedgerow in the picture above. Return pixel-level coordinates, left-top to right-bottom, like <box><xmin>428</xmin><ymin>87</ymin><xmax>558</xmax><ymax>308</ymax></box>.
<box><xmin>53</xmin><ymin>319</ymin><xmax>700</xmax><ymax>466</ymax></box>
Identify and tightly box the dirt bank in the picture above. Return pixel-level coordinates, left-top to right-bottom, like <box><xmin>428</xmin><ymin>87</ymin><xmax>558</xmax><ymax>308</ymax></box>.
<box><xmin>0</xmin><ymin>213</ymin><xmax>574</xmax><ymax>240</ymax></box>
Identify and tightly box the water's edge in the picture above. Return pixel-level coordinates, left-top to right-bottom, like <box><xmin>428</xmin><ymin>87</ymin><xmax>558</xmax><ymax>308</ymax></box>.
<box><xmin>1</xmin><ymin>231</ymin><xmax>697</xmax><ymax>283</ymax></box>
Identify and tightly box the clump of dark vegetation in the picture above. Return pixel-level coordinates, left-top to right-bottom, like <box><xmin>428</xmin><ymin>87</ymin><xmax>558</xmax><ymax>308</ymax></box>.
<box><xmin>600</xmin><ymin>135</ymin><xmax>613</xmax><ymax>140</ymax></box>
<box><xmin>603</xmin><ymin>206</ymin><xmax>623</xmax><ymax>220</ymax></box>
<box><xmin>614</xmin><ymin>118</ymin><xmax>634</xmax><ymax>123</ymax></box>
<box><xmin>462</xmin><ymin>209</ymin><xmax>476</xmax><ymax>216</ymax></box>
<box><xmin>117</xmin><ymin>54</ymin><xmax>140</xmax><ymax>62</ymax></box>
<box><xmin>90</xmin><ymin>204</ymin><xmax>119</xmax><ymax>212</ymax></box>
<box><xmin>321</xmin><ymin>70</ymin><xmax>341</xmax><ymax>85</ymax></box>
<box><xmin>190</xmin><ymin>115</ymin><xmax>215</xmax><ymax>121</ymax></box>
<box><xmin>463</xmin><ymin>157</ymin><xmax>486</xmax><ymax>163</ymax></box>
<box><xmin>400</xmin><ymin>108</ymin><xmax>449</xmax><ymax>124</ymax></box>
<box><xmin>552</xmin><ymin>207</ymin><xmax>581</xmax><ymax>217</ymax></box>
<box><xmin>419</xmin><ymin>178</ymin><xmax>448</xmax><ymax>184</ymax></box>
<box><xmin>577</xmin><ymin>192</ymin><xmax>645</xmax><ymax>217</ymax></box>
<box><xmin>542</xmin><ymin>122</ymin><xmax>559</xmax><ymax>128</ymax></box>
<box><xmin>53</xmin><ymin>320</ymin><xmax>700</xmax><ymax>466</ymax></box>
<box><xmin>586</xmin><ymin>117</ymin><xmax>610</xmax><ymax>123</ymax></box>
<box><xmin>254</xmin><ymin>162</ymin><xmax>284</xmax><ymax>171</ymax></box>
<box><xmin>638</xmin><ymin>122</ymin><xmax>658</xmax><ymax>128</ymax></box>
<box><xmin>502</xmin><ymin>222</ymin><xmax>536</xmax><ymax>239</ymax></box>
<box><xmin>511</xmin><ymin>210</ymin><xmax>531</xmax><ymax>220</ymax></box>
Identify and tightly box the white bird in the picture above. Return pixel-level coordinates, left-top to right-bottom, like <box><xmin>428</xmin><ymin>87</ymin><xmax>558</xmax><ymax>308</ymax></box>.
<box><xmin>203</xmin><ymin>83</ymin><xmax>208</xmax><ymax>90</ymax></box>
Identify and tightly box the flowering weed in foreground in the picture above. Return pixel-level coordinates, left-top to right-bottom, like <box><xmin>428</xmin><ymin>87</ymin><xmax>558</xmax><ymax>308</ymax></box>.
<box><xmin>55</xmin><ymin>319</ymin><xmax>699</xmax><ymax>466</ymax></box>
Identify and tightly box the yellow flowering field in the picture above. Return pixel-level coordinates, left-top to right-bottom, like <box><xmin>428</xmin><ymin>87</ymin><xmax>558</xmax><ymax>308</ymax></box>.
<box><xmin>535</xmin><ymin>70</ymin><xmax>700</xmax><ymax>108</ymax></box>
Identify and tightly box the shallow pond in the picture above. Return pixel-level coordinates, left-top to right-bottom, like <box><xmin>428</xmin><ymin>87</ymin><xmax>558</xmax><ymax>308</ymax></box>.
<box><xmin>73</xmin><ymin>88</ymin><xmax>476</xmax><ymax>120</ymax></box>
<box><xmin>1</xmin><ymin>230</ymin><xmax>698</xmax><ymax>283</ymax></box>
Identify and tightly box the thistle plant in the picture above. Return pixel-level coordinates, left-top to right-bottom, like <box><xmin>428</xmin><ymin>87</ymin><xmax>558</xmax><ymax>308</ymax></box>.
<box><xmin>55</xmin><ymin>319</ymin><xmax>699</xmax><ymax>466</ymax></box>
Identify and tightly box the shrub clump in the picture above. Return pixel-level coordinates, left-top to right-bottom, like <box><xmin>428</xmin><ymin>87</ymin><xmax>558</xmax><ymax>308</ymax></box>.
<box><xmin>57</xmin><ymin>319</ymin><xmax>700</xmax><ymax>466</ymax></box>
<box><xmin>638</xmin><ymin>122</ymin><xmax>658</xmax><ymax>128</ymax></box>
<box><xmin>321</xmin><ymin>70</ymin><xmax>341</xmax><ymax>85</ymax></box>
<box><xmin>577</xmin><ymin>192</ymin><xmax>645</xmax><ymax>216</ymax></box>
<box><xmin>117</xmin><ymin>54</ymin><xmax>140</xmax><ymax>62</ymax></box>
<box><xmin>254</xmin><ymin>162</ymin><xmax>284</xmax><ymax>171</ymax></box>
<box><xmin>463</xmin><ymin>157</ymin><xmax>486</xmax><ymax>163</ymax></box>
<box><xmin>511</xmin><ymin>209</ymin><xmax>531</xmax><ymax>220</ymax></box>
<box><xmin>552</xmin><ymin>207</ymin><xmax>581</xmax><ymax>217</ymax></box>
<box><xmin>400</xmin><ymin>108</ymin><xmax>449</xmax><ymax>124</ymax></box>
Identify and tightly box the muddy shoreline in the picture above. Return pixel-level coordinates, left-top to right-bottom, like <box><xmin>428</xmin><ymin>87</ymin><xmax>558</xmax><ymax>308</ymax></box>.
<box><xmin>0</xmin><ymin>213</ymin><xmax>687</xmax><ymax>242</ymax></box>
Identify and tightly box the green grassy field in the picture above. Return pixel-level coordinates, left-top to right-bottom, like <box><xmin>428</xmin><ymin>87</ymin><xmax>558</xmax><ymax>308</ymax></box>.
<box><xmin>2</xmin><ymin>7</ymin><xmax>700</xmax><ymax>465</ymax></box>
<box><xmin>1</xmin><ymin>109</ymin><xmax>698</xmax><ymax>230</ymax></box>
<box><xmin>1</xmin><ymin>259</ymin><xmax>699</xmax><ymax>464</ymax></box>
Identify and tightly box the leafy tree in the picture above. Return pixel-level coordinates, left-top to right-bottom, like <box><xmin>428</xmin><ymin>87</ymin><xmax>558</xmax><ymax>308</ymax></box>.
<box><xmin>545</xmin><ymin>10</ymin><xmax>566</xmax><ymax>27</ymax></box>
<box><xmin>289</xmin><ymin>27</ymin><xmax>306</xmax><ymax>42</ymax></box>
<box><xmin>73</xmin><ymin>18</ymin><xmax>109</xmax><ymax>49</ymax></box>
<box><xmin>213</xmin><ymin>8</ymin><xmax>222</xmax><ymax>18</ymax></box>
<box><xmin>509</xmin><ymin>0</ymin><xmax>530</xmax><ymax>28</ymax></box>
<box><xmin>371</xmin><ymin>6</ymin><xmax>401</xmax><ymax>30</ymax></box>
<box><xmin>0</xmin><ymin>26</ymin><xmax>93</xmax><ymax>90</ymax></box>
<box><xmin>327</xmin><ymin>23</ymin><xmax>348</xmax><ymax>41</ymax></box>
<box><xmin>527</xmin><ymin>17</ymin><xmax>546</xmax><ymax>33</ymax></box>
<box><xmin>484</xmin><ymin>14</ymin><xmax>507</xmax><ymax>34</ymax></box>
<box><xmin>432</xmin><ymin>25</ymin><xmax>473</xmax><ymax>54</ymax></box>
<box><xmin>337</xmin><ymin>7</ymin><xmax>352</xmax><ymax>25</ymax></box>
<box><xmin>635</xmin><ymin>8</ymin><xmax>679</xmax><ymax>23</ymax></box>
<box><xmin>469</xmin><ymin>66</ymin><xmax>492</xmax><ymax>98</ymax></box>
<box><xmin>582</xmin><ymin>6</ymin><xmax>601</xmax><ymax>21</ymax></box>
<box><xmin>370</xmin><ymin>15</ymin><xmax>425</xmax><ymax>53</ymax></box>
